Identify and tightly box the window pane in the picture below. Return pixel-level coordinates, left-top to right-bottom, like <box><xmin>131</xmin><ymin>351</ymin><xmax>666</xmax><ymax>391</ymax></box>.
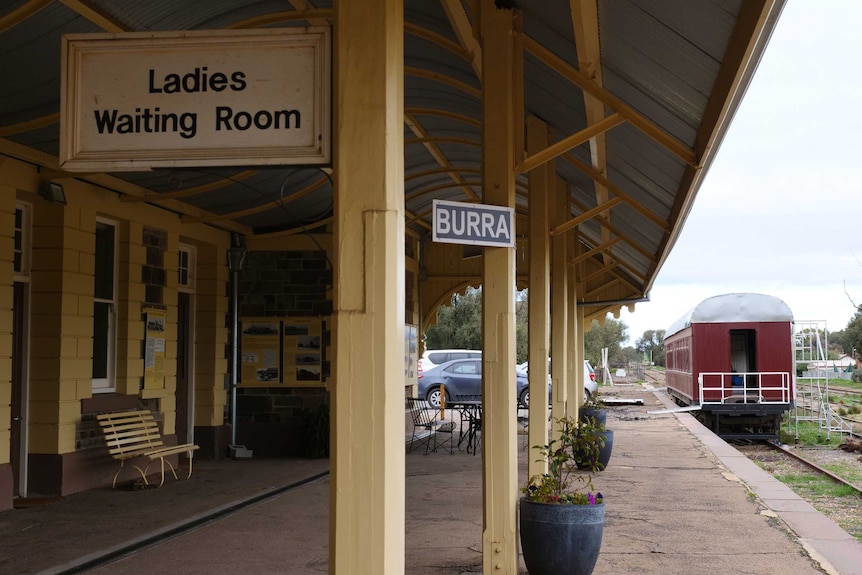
<box><xmin>93</xmin><ymin>302</ymin><xmax>109</xmax><ymax>378</ymax></box>
<box><xmin>94</xmin><ymin>223</ymin><xmax>115</xmax><ymax>299</ymax></box>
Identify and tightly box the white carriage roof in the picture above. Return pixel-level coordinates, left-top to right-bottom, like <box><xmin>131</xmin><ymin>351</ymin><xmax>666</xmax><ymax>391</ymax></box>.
<box><xmin>665</xmin><ymin>293</ymin><xmax>794</xmax><ymax>339</ymax></box>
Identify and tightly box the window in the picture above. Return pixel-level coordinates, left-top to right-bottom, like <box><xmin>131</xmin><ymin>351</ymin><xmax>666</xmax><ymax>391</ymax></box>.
<box><xmin>451</xmin><ymin>361</ymin><xmax>480</xmax><ymax>375</ymax></box>
<box><xmin>178</xmin><ymin>244</ymin><xmax>195</xmax><ymax>291</ymax></box>
<box><xmin>93</xmin><ymin>220</ymin><xmax>117</xmax><ymax>393</ymax></box>
<box><xmin>14</xmin><ymin>204</ymin><xmax>30</xmax><ymax>278</ymax></box>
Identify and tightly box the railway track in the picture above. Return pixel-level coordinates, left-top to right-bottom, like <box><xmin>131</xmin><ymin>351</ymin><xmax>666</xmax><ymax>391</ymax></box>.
<box><xmin>762</xmin><ymin>441</ymin><xmax>862</xmax><ymax>496</ymax></box>
<box><xmin>735</xmin><ymin>441</ymin><xmax>862</xmax><ymax>541</ymax></box>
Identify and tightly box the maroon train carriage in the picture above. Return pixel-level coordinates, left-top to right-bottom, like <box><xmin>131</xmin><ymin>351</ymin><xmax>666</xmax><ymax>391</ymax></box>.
<box><xmin>663</xmin><ymin>293</ymin><xmax>795</xmax><ymax>440</ymax></box>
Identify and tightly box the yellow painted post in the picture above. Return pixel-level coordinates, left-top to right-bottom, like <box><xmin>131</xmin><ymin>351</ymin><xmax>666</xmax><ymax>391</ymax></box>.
<box><xmin>480</xmin><ymin>2</ymin><xmax>518</xmax><ymax>573</ymax></box>
<box><xmin>526</xmin><ymin>115</ymin><xmax>551</xmax><ymax>479</ymax></box>
<box><xmin>440</xmin><ymin>383</ymin><xmax>446</xmax><ymax>419</ymax></box>
<box><xmin>332</xmin><ymin>1</ymin><xmax>405</xmax><ymax>574</ymax></box>
<box><xmin>550</xmin><ymin>177</ymin><xmax>568</xmax><ymax>437</ymax></box>
<box><xmin>566</xmin><ymin>249</ymin><xmax>576</xmax><ymax>420</ymax></box>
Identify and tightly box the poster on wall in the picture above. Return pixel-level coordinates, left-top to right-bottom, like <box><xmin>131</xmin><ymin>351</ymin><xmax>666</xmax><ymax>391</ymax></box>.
<box><xmin>144</xmin><ymin>308</ymin><xmax>167</xmax><ymax>389</ymax></box>
<box><xmin>240</xmin><ymin>319</ymin><xmax>282</xmax><ymax>385</ymax></box>
<box><xmin>405</xmin><ymin>324</ymin><xmax>418</xmax><ymax>385</ymax></box>
<box><xmin>282</xmin><ymin>318</ymin><xmax>322</xmax><ymax>385</ymax></box>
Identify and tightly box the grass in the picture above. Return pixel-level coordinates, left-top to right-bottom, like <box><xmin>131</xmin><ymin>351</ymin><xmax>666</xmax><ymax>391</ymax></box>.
<box><xmin>774</xmin><ymin>474</ymin><xmax>860</xmax><ymax>498</ymax></box>
<box><xmin>821</xmin><ymin>461</ymin><xmax>862</xmax><ymax>484</ymax></box>
<box><xmin>781</xmin><ymin>420</ymin><xmax>844</xmax><ymax>446</ymax></box>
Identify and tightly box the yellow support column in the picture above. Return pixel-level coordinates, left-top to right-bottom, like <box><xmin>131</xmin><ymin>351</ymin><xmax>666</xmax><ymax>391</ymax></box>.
<box><xmin>550</xmin><ymin>178</ymin><xmax>568</xmax><ymax>434</ymax></box>
<box><xmin>481</xmin><ymin>3</ymin><xmax>518</xmax><ymax>573</ymax></box>
<box><xmin>332</xmin><ymin>1</ymin><xmax>405</xmax><ymax>574</ymax></box>
<box><xmin>566</xmin><ymin>250</ymin><xmax>577</xmax><ymax>419</ymax></box>
<box><xmin>526</xmin><ymin>115</ymin><xmax>551</xmax><ymax>479</ymax></box>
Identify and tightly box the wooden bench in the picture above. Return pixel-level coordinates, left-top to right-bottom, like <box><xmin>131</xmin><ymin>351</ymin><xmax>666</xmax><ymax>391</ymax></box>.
<box><xmin>96</xmin><ymin>410</ymin><xmax>200</xmax><ymax>488</ymax></box>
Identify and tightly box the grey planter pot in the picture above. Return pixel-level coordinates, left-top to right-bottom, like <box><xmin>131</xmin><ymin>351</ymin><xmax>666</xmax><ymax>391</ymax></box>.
<box><xmin>519</xmin><ymin>498</ymin><xmax>605</xmax><ymax>575</ymax></box>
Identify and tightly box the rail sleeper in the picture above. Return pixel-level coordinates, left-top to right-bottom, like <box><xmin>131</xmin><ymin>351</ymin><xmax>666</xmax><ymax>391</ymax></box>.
<box><xmin>97</xmin><ymin>410</ymin><xmax>200</xmax><ymax>488</ymax></box>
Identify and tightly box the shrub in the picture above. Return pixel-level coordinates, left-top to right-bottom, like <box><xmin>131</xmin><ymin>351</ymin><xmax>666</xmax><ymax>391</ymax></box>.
<box><xmin>851</xmin><ymin>369</ymin><xmax>862</xmax><ymax>383</ymax></box>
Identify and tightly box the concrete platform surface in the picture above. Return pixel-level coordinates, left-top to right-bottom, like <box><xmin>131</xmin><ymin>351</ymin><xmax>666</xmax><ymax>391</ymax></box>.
<box><xmin>1</xmin><ymin>385</ymin><xmax>860</xmax><ymax>574</ymax></box>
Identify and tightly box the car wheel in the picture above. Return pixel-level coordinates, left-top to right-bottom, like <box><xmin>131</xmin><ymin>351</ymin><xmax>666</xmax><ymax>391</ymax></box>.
<box><xmin>584</xmin><ymin>389</ymin><xmax>591</xmax><ymax>403</ymax></box>
<box><xmin>519</xmin><ymin>389</ymin><xmax>530</xmax><ymax>409</ymax></box>
<box><xmin>426</xmin><ymin>387</ymin><xmax>446</xmax><ymax>408</ymax></box>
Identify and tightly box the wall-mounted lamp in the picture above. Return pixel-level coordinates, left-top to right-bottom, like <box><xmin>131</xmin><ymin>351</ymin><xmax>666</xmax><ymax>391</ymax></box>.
<box><xmin>39</xmin><ymin>182</ymin><xmax>67</xmax><ymax>205</ymax></box>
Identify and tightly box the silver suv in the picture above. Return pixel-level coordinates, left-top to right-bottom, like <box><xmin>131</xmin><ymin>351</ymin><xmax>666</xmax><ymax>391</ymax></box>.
<box><xmin>418</xmin><ymin>349</ymin><xmax>482</xmax><ymax>376</ymax></box>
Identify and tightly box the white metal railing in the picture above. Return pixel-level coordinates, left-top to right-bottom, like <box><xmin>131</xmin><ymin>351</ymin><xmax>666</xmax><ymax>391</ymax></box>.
<box><xmin>698</xmin><ymin>372</ymin><xmax>792</xmax><ymax>405</ymax></box>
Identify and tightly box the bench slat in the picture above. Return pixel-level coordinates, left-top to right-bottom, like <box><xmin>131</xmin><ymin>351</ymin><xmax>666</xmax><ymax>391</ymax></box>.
<box><xmin>96</xmin><ymin>409</ymin><xmax>201</xmax><ymax>488</ymax></box>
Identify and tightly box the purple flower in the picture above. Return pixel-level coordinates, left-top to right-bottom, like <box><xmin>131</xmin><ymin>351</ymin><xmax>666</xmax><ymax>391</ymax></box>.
<box><xmin>596</xmin><ymin>492</ymin><xmax>604</xmax><ymax>503</ymax></box>
<box><xmin>587</xmin><ymin>493</ymin><xmax>595</xmax><ymax>505</ymax></box>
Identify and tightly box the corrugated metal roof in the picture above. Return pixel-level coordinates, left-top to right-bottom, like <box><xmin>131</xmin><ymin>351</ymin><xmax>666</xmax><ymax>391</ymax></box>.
<box><xmin>0</xmin><ymin>0</ymin><xmax>786</xmax><ymax>310</ymax></box>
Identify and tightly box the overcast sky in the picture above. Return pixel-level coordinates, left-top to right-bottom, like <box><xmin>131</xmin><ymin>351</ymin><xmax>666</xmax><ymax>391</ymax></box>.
<box><xmin>617</xmin><ymin>0</ymin><xmax>862</xmax><ymax>346</ymax></box>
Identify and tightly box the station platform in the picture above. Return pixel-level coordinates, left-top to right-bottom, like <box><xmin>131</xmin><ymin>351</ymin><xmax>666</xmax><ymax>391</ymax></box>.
<box><xmin>2</xmin><ymin>384</ymin><xmax>861</xmax><ymax>575</ymax></box>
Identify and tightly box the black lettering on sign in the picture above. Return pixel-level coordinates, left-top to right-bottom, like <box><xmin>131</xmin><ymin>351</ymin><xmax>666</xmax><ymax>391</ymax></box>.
<box><xmin>148</xmin><ymin>68</ymin><xmax>247</xmax><ymax>94</ymax></box>
<box><xmin>215</xmin><ymin>107</ymin><xmax>301</xmax><ymax>131</ymax></box>
<box><xmin>93</xmin><ymin>108</ymin><xmax>197</xmax><ymax>139</ymax></box>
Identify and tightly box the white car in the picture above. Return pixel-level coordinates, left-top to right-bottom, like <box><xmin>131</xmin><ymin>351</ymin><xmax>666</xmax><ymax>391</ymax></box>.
<box><xmin>518</xmin><ymin>359</ymin><xmax>598</xmax><ymax>401</ymax></box>
<box><xmin>418</xmin><ymin>349</ymin><xmax>482</xmax><ymax>377</ymax></box>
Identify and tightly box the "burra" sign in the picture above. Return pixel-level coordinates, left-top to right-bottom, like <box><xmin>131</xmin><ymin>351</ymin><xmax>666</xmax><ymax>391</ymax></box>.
<box><xmin>432</xmin><ymin>199</ymin><xmax>515</xmax><ymax>248</ymax></box>
<box><xmin>60</xmin><ymin>28</ymin><xmax>330</xmax><ymax>170</ymax></box>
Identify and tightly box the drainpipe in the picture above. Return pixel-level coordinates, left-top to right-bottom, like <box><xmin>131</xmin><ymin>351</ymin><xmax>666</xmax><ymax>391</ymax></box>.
<box><xmin>227</xmin><ymin>234</ymin><xmax>247</xmax><ymax>449</ymax></box>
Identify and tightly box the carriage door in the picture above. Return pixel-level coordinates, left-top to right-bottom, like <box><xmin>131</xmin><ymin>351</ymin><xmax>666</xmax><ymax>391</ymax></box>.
<box><xmin>12</xmin><ymin>204</ymin><xmax>31</xmax><ymax>497</ymax></box>
<box><xmin>730</xmin><ymin>330</ymin><xmax>756</xmax><ymax>383</ymax></box>
<box><xmin>176</xmin><ymin>246</ymin><xmax>195</xmax><ymax>446</ymax></box>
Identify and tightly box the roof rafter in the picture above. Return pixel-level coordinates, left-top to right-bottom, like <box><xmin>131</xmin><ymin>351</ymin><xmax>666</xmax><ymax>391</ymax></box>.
<box><xmin>404</xmin><ymin>112</ymin><xmax>480</xmax><ymax>201</ymax></box>
<box><xmin>59</xmin><ymin>0</ymin><xmax>128</xmax><ymax>32</ymax></box>
<box><xmin>0</xmin><ymin>0</ymin><xmax>52</xmax><ymax>33</ymax></box>
<box><xmin>563</xmin><ymin>151</ymin><xmax>669</xmax><ymax>232</ymax></box>
<box><xmin>442</xmin><ymin>0</ymin><xmax>482</xmax><ymax>78</ymax></box>
<box><xmin>516</xmin><ymin>113</ymin><xmax>624</xmax><ymax>174</ymax></box>
<box><xmin>552</xmin><ymin>197</ymin><xmax>623</xmax><ymax>236</ymax></box>
<box><xmin>522</xmin><ymin>34</ymin><xmax>697</xmax><ymax>167</ymax></box>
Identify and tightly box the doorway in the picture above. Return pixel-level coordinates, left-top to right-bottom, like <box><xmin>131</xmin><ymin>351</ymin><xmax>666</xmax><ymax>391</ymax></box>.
<box><xmin>11</xmin><ymin>281</ymin><xmax>29</xmax><ymax>497</ymax></box>
<box><xmin>176</xmin><ymin>291</ymin><xmax>193</xmax><ymax>445</ymax></box>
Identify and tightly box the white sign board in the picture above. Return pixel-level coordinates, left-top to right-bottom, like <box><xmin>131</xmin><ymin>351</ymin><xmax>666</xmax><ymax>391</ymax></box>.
<box><xmin>60</xmin><ymin>28</ymin><xmax>330</xmax><ymax>170</ymax></box>
<box><xmin>432</xmin><ymin>199</ymin><xmax>515</xmax><ymax>248</ymax></box>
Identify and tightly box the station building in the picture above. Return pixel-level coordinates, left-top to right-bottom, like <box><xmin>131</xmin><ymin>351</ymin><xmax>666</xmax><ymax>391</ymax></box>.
<box><xmin>0</xmin><ymin>1</ymin><xmax>785</xmax><ymax>573</ymax></box>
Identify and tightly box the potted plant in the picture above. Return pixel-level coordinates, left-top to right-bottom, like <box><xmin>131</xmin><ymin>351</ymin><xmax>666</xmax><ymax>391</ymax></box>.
<box><xmin>519</xmin><ymin>416</ymin><xmax>606</xmax><ymax>575</ymax></box>
<box><xmin>580</xmin><ymin>390</ymin><xmax>607</xmax><ymax>428</ymax></box>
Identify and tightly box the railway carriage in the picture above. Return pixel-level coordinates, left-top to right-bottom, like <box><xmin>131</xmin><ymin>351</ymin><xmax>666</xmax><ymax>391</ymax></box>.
<box><xmin>663</xmin><ymin>293</ymin><xmax>795</xmax><ymax>440</ymax></box>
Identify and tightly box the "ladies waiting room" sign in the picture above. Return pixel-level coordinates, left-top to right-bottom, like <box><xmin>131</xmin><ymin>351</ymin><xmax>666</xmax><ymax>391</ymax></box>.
<box><xmin>60</xmin><ymin>28</ymin><xmax>330</xmax><ymax>170</ymax></box>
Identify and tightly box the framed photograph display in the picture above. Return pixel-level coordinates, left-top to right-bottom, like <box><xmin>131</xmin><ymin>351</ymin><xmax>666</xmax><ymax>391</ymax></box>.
<box><xmin>240</xmin><ymin>318</ymin><xmax>282</xmax><ymax>385</ymax></box>
<box><xmin>282</xmin><ymin>319</ymin><xmax>323</xmax><ymax>385</ymax></box>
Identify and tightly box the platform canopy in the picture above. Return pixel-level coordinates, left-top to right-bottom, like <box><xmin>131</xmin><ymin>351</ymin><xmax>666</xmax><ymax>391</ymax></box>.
<box><xmin>0</xmin><ymin>0</ymin><xmax>785</xmax><ymax>309</ymax></box>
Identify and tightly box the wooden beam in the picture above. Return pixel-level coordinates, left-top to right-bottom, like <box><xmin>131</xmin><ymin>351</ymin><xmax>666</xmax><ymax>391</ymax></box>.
<box><xmin>569</xmin><ymin>237</ymin><xmax>622</xmax><ymax>266</ymax></box>
<box><xmin>517</xmin><ymin>113</ymin><xmax>624</xmax><ymax>174</ymax></box>
<box><xmin>405</xmin><ymin>107</ymin><xmax>481</xmax><ymax>128</ymax></box>
<box><xmin>59</xmin><ymin>0</ymin><xmax>128</xmax><ymax>32</ymax></box>
<box><xmin>0</xmin><ymin>113</ymin><xmax>59</xmax><ymax>137</ymax></box>
<box><xmin>442</xmin><ymin>0</ymin><xmax>482</xmax><ymax>78</ymax></box>
<box><xmin>0</xmin><ymin>0</ymin><xmax>52</xmax><ymax>33</ymax></box>
<box><xmin>226</xmin><ymin>9</ymin><xmax>333</xmax><ymax>29</ymax></box>
<box><xmin>404</xmin><ymin>22</ymin><xmax>472</xmax><ymax>61</ymax></box>
<box><xmin>563</xmin><ymin>151</ymin><xmax>669</xmax><ymax>231</ymax></box>
<box><xmin>522</xmin><ymin>35</ymin><xmax>696</xmax><ymax>166</ymax></box>
<box><xmin>121</xmin><ymin>170</ymin><xmax>259</xmax><ymax>202</ymax></box>
<box><xmin>551</xmin><ymin>197</ymin><xmax>623</xmax><ymax>236</ymax></box>
<box><xmin>405</xmin><ymin>66</ymin><xmax>481</xmax><ymax>99</ymax></box>
<box><xmin>404</xmin><ymin>113</ymin><xmax>480</xmax><ymax>201</ymax></box>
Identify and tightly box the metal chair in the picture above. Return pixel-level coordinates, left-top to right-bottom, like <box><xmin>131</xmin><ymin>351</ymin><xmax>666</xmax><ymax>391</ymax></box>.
<box><xmin>406</xmin><ymin>397</ymin><xmax>454</xmax><ymax>454</ymax></box>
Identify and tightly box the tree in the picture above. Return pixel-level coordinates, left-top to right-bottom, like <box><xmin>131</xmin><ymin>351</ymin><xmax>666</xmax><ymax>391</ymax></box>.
<box><xmin>843</xmin><ymin>311</ymin><xmax>862</xmax><ymax>362</ymax></box>
<box><xmin>423</xmin><ymin>287</ymin><xmax>530</xmax><ymax>361</ymax></box>
<box><xmin>635</xmin><ymin>329</ymin><xmax>666</xmax><ymax>367</ymax></box>
<box><xmin>424</xmin><ymin>287</ymin><xmax>483</xmax><ymax>350</ymax></box>
<box><xmin>584</xmin><ymin>316</ymin><xmax>629</xmax><ymax>367</ymax></box>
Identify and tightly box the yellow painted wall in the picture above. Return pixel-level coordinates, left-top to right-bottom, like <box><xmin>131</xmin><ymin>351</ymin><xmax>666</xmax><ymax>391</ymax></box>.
<box><xmin>1</xmin><ymin>155</ymin><xmax>232</xmax><ymax>454</ymax></box>
<box><xmin>0</xmin><ymin>184</ymin><xmax>14</xmax><ymax>465</ymax></box>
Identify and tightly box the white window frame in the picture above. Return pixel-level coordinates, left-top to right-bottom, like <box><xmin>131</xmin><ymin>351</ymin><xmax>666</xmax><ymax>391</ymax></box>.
<box><xmin>178</xmin><ymin>244</ymin><xmax>196</xmax><ymax>293</ymax></box>
<box><xmin>14</xmin><ymin>203</ymin><xmax>31</xmax><ymax>281</ymax></box>
<box><xmin>92</xmin><ymin>218</ymin><xmax>118</xmax><ymax>393</ymax></box>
